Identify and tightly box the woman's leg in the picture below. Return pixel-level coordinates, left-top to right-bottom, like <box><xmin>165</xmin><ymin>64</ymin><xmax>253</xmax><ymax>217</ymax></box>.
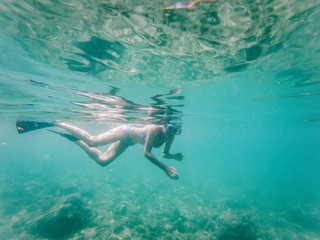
<box><xmin>75</xmin><ymin>140</ymin><xmax>128</xmax><ymax>167</ymax></box>
<box><xmin>55</xmin><ymin>123</ymin><xmax>127</xmax><ymax>147</ymax></box>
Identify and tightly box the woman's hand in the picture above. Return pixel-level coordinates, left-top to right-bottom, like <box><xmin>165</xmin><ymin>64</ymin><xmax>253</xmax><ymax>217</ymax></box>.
<box><xmin>174</xmin><ymin>153</ymin><xmax>184</xmax><ymax>161</ymax></box>
<box><xmin>165</xmin><ymin>166</ymin><xmax>179</xmax><ymax>180</ymax></box>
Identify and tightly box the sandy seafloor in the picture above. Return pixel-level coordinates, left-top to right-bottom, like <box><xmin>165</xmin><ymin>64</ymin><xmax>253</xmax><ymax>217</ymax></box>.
<box><xmin>1</xmin><ymin>170</ymin><xmax>320</xmax><ymax>240</ymax></box>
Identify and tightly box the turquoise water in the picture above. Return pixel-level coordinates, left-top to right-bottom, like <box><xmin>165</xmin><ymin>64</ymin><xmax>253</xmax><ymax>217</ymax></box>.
<box><xmin>1</xmin><ymin>0</ymin><xmax>320</xmax><ymax>239</ymax></box>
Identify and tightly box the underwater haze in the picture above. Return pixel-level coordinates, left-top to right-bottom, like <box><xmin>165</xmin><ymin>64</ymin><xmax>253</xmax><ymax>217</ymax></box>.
<box><xmin>1</xmin><ymin>0</ymin><xmax>320</xmax><ymax>239</ymax></box>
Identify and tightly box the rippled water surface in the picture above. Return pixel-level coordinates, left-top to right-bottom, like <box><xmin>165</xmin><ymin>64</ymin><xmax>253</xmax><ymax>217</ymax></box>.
<box><xmin>0</xmin><ymin>0</ymin><xmax>320</xmax><ymax>239</ymax></box>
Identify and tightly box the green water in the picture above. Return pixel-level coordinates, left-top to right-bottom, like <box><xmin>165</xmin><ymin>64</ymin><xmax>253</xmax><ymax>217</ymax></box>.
<box><xmin>0</xmin><ymin>0</ymin><xmax>320</xmax><ymax>239</ymax></box>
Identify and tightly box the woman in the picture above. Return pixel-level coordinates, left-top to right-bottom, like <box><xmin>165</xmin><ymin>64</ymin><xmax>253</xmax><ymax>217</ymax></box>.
<box><xmin>16</xmin><ymin>121</ymin><xmax>183</xmax><ymax>179</ymax></box>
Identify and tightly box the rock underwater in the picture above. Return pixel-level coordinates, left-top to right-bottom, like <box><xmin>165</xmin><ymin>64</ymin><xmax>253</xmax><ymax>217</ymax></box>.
<box><xmin>28</xmin><ymin>194</ymin><xmax>94</xmax><ymax>240</ymax></box>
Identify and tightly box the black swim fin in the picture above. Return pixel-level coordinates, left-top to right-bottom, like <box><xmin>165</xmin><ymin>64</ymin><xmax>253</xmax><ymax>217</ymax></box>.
<box><xmin>16</xmin><ymin>120</ymin><xmax>53</xmax><ymax>134</ymax></box>
<box><xmin>48</xmin><ymin>130</ymin><xmax>79</xmax><ymax>142</ymax></box>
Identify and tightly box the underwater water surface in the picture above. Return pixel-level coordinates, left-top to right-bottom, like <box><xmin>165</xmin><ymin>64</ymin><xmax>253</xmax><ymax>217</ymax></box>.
<box><xmin>1</xmin><ymin>0</ymin><xmax>320</xmax><ymax>239</ymax></box>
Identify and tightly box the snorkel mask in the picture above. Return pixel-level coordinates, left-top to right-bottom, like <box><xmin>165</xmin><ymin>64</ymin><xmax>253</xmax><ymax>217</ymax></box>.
<box><xmin>166</xmin><ymin>124</ymin><xmax>182</xmax><ymax>135</ymax></box>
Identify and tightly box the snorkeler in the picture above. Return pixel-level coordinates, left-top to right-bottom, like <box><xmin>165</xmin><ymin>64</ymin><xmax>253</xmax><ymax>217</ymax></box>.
<box><xmin>160</xmin><ymin>0</ymin><xmax>219</xmax><ymax>10</ymax></box>
<box><xmin>16</xmin><ymin>121</ymin><xmax>183</xmax><ymax>180</ymax></box>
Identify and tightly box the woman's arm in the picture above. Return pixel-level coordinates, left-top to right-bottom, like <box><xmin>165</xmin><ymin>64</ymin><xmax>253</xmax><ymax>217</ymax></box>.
<box><xmin>144</xmin><ymin>127</ymin><xmax>179</xmax><ymax>179</ymax></box>
<box><xmin>162</xmin><ymin>136</ymin><xmax>184</xmax><ymax>161</ymax></box>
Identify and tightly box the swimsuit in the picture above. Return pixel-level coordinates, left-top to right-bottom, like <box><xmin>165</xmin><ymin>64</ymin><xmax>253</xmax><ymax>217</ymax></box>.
<box><xmin>120</xmin><ymin>126</ymin><xmax>136</xmax><ymax>146</ymax></box>
<box><xmin>120</xmin><ymin>126</ymin><xmax>165</xmax><ymax>148</ymax></box>
<box><xmin>142</xmin><ymin>126</ymin><xmax>165</xmax><ymax>148</ymax></box>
